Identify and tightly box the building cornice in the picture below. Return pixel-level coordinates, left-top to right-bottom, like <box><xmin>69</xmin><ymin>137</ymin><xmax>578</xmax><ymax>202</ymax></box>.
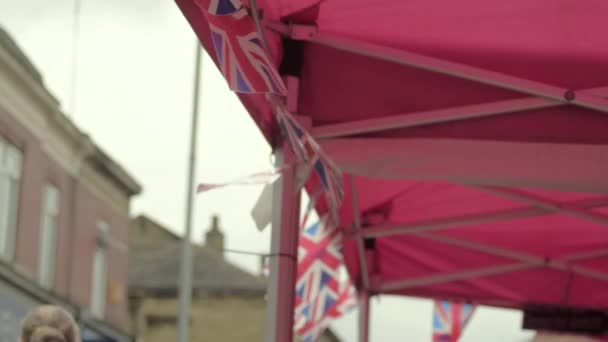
<box><xmin>0</xmin><ymin>27</ymin><xmax>141</xmax><ymax>197</ymax></box>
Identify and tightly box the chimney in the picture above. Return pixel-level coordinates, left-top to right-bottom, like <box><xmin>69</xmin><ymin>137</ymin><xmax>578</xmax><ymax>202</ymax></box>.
<box><xmin>205</xmin><ymin>215</ymin><xmax>224</xmax><ymax>258</ymax></box>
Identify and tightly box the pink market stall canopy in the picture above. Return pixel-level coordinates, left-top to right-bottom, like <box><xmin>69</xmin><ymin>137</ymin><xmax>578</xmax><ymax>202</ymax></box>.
<box><xmin>177</xmin><ymin>0</ymin><xmax>608</xmax><ymax>337</ymax></box>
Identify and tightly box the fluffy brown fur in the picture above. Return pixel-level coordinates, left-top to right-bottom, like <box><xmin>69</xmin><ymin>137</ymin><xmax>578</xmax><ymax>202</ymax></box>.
<box><xmin>19</xmin><ymin>305</ymin><xmax>80</xmax><ymax>342</ymax></box>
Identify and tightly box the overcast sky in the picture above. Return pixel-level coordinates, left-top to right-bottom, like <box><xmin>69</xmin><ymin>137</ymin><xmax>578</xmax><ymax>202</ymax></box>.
<box><xmin>0</xmin><ymin>1</ymin><xmax>535</xmax><ymax>341</ymax></box>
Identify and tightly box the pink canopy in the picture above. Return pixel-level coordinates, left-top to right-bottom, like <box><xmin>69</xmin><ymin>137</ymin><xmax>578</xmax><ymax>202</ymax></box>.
<box><xmin>177</xmin><ymin>0</ymin><xmax>608</xmax><ymax>332</ymax></box>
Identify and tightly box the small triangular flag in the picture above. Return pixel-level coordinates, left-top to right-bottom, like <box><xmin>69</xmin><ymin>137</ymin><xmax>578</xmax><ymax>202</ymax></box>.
<box><xmin>251</xmin><ymin>180</ymin><xmax>275</xmax><ymax>231</ymax></box>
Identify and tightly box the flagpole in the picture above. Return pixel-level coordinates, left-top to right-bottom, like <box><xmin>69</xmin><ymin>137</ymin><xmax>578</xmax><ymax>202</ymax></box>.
<box><xmin>177</xmin><ymin>41</ymin><xmax>202</xmax><ymax>342</ymax></box>
<box><xmin>68</xmin><ymin>0</ymin><xmax>82</xmax><ymax>116</ymax></box>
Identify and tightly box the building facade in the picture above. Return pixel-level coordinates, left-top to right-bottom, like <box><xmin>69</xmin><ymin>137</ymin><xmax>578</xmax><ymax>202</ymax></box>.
<box><xmin>0</xmin><ymin>26</ymin><xmax>141</xmax><ymax>342</ymax></box>
<box><xmin>128</xmin><ymin>215</ymin><xmax>342</xmax><ymax>342</ymax></box>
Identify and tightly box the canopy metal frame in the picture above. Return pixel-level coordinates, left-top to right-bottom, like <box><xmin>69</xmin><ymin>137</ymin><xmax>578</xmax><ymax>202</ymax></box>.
<box><xmin>312</xmin><ymin>87</ymin><xmax>608</xmax><ymax>139</ymax></box>
<box><xmin>262</xmin><ymin>20</ymin><xmax>608</xmax><ymax>342</ymax></box>
<box><xmin>267</xmin><ymin>21</ymin><xmax>608</xmax><ymax>139</ymax></box>
<box><xmin>174</xmin><ymin>0</ymin><xmax>608</xmax><ymax>340</ymax></box>
<box><xmin>357</xmin><ymin>187</ymin><xmax>608</xmax><ymax>294</ymax></box>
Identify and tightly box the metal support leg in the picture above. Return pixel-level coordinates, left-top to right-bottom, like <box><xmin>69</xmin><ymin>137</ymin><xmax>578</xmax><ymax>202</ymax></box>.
<box><xmin>265</xmin><ymin>148</ymin><xmax>301</xmax><ymax>342</ymax></box>
<box><xmin>359</xmin><ymin>290</ymin><xmax>371</xmax><ymax>342</ymax></box>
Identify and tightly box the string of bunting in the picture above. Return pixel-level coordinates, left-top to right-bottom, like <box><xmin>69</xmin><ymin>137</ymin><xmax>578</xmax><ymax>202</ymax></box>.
<box><xmin>192</xmin><ymin>0</ymin><xmax>344</xmax><ymax>224</ymax></box>
<box><xmin>196</xmin><ymin>167</ymin><xmax>286</xmax><ymax>193</ymax></box>
<box><xmin>191</xmin><ymin>4</ymin><xmax>352</xmax><ymax>340</ymax></box>
<box><xmin>270</xmin><ymin>96</ymin><xmax>345</xmax><ymax>225</ymax></box>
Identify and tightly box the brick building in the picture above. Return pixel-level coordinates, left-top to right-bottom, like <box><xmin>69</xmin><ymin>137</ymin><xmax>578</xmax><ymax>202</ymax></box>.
<box><xmin>129</xmin><ymin>215</ymin><xmax>342</xmax><ymax>342</ymax></box>
<box><xmin>0</xmin><ymin>26</ymin><xmax>141</xmax><ymax>342</ymax></box>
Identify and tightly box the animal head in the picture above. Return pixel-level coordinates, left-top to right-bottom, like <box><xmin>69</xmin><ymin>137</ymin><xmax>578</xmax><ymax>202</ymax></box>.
<box><xmin>20</xmin><ymin>305</ymin><xmax>80</xmax><ymax>342</ymax></box>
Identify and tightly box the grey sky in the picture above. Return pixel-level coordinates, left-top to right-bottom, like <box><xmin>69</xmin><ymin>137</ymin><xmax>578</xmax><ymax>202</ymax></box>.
<box><xmin>0</xmin><ymin>0</ymin><xmax>534</xmax><ymax>340</ymax></box>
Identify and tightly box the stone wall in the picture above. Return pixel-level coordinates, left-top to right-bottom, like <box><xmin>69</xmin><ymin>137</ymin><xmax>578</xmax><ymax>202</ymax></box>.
<box><xmin>131</xmin><ymin>295</ymin><xmax>344</xmax><ymax>342</ymax></box>
<box><xmin>132</xmin><ymin>296</ymin><xmax>267</xmax><ymax>342</ymax></box>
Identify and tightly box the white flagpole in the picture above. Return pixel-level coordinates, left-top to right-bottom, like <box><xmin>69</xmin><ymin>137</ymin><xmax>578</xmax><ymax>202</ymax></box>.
<box><xmin>69</xmin><ymin>0</ymin><xmax>82</xmax><ymax>116</ymax></box>
<box><xmin>177</xmin><ymin>41</ymin><xmax>202</xmax><ymax>342</ymax></box>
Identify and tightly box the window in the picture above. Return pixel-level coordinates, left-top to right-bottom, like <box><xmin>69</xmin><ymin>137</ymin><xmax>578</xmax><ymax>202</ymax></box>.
<box><xmin>38</xmin><ymin>184</ymin><xmax>59</xmax><ymax>288</ymax></box>
<box><xmin>91</xmin><ymin>221</ymin><xmax>108</xmax><ymax>318</ymax></box>
<box><xmin>0</xmin><ymin>135</ymin><xmax>22</xmax><ymax>260</ymax></box>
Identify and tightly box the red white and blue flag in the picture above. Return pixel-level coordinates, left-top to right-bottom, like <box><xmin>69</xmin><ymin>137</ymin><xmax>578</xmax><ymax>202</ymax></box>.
<box><xmin>432</xmin><ymin>300</ymin><xmax>476</xmax><ymax>342</ymax></box>
<box><xmin>195</xmin><ymin>0</ymin><xmax>242</xmax><ymax>15</ymax></box>
<box><xmin>294</xmin><ymin>217</ymin><xmax>356</xmax><ymax>342</ymax></box>
<box><xmin>206</xmin><ymin>8</ymin><xmax>287</xmax><ymax>95</ymax></box>
<box><xmin>295</xmin><ymin>219</ymin><xmax>343</xmax><ymax>316</ymax></box>
<box><xmin>325</xmin><ymin>281</ymin><xmax>357</xmax><ymax>321</ymax></box>
<box><xmin>298</xmin><ymin>281</ymin><xmax>357</xmax><ymax>342</ymax></box>
<box><xmin>276</xmin><ymin>108</ymin><xmax>312</xmax><ymax>163</ymax></box>
<box><xmin>300</xmin><ymin>190</ymin><xmax>322</xmax><ymax>231</ymax></box>
<box><xmin>198</xmin><ymin>0</ymin><xmax>344</xmax><ymax>220</ymax></box>
<box><xmin>275</xmin><ymin>106</ymin><xmax>345</xmax><ymax>224</ymax></box>
<box><xmin>311</xmin><ymin>156</ymin><xmax>344</xmax><ymax>225</ymax></box>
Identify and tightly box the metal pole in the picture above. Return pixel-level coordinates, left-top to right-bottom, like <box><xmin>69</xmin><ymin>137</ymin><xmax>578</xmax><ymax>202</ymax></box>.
<box><xmin>69</xmin><ymin>0</ymin><xmax>82</xmax><ymax>116</ymax></box>
<box><xmin>265</xmin><ymin>149</ymin><xmax>283</xmax><ymax>342</ymax></box>
<box><xmin>265</xmin><ymin>148</ymin><xmax>301</xmax><ymax>342</ymax></box>
<box><xmin>177</xmin><ymin>41</ymin><xmax>202</xmax><ymax>342</ymax></box>
<box><xmin>350</xmin><ymin>175</ymin><xmax>370</xmax><ymax>290</ymax></box>
<box><xmin>359</xmin><ymin>291</ymin><xmax>370</xmax><ymax>342</ymax></box>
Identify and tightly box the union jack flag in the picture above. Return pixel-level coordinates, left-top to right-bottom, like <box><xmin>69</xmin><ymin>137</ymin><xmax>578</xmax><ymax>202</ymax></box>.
<box><xmin>298</xmin><ymin>281</ymin><xmax>357</xmax><ymax>342</ymax></box>
<box><xmin>311</xmin><ymin>156</ymin><xmax>344</xmax><ymax>225</ymax></box>
<box><xmin>195</xmin><ymin>0</ymin><xmax>242</xmax><ymax>15</ymax></box>
<box><xmin>300</xmin><ymin>190</ymin><xmax>322</xmax><ymax>231</ymax></box>
<box><xmin>295</xmin><ymin>218</ymin><xmax>355</xmax><ymax>342</ymax></box>
<box><xmin>326</xmin><ymin>281</ymin><xmax>358</xmax><ymax>320</ymax></box>
<box><xmin>432</xmin><ymin>300</ymin><xmax>476</xmax><ymax>342</ymax></box>
<box><xmin>206</xmin><ymin>8</ymin><xmax>286</xmax><ymax>95</ymax></box>
<box><xmin>276</xmin><ymin>108</ymin><xmax>311</xmax><ymax>163</ymax></box>
<box><xmin>275</xmin><ymin>107</ymin><xmax>345</xmax><ymax>224</ymax></box>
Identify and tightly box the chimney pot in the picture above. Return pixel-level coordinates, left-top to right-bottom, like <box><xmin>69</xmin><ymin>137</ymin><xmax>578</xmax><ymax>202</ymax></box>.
<box><xmin>205</xmin><ymin>215</ymin><xmax>224</xmax><ymax>258</ymax></box>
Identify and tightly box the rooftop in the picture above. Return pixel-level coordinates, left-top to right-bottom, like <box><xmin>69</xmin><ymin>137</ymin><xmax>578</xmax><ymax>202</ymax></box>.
<box><xmin>129</xmin><ymin>215</ymin><xmax>267</xmax><ymax>297</ymax></box>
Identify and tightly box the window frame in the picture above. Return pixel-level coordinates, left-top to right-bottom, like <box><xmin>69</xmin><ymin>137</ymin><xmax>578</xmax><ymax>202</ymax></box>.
<box><xmin>90</xmin><ymin>221</ymin><xmax>109</xmax><ymax>318</ymax></box>
<box><xmin>0</xmin><ymin>135</ymin><xmax>23</xmax><ymax>261</ymax></box>
<box><xmin>38</xmin><ymin>183</ymin><xmax>60</xmax><ymax>288</ymax></box>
